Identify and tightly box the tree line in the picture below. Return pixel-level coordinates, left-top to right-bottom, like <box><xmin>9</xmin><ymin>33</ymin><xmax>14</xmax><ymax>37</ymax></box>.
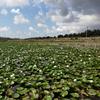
<box><xmin>57</xmin><ymin>29</ymin><xmax>100</xmax><ymax>38</ymax></box>
<box><xmin>0</xmin><ymin>29</ymin><xmax>100</xmax><ymax>40</ymax></box>
<box><xmin>27</xmin><ymin>29</ymin><xmax>100</xmax><ymax>39</ymax></box>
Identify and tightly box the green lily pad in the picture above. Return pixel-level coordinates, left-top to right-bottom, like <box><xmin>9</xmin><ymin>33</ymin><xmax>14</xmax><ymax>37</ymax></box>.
<box><xmin>60</xmin><ymin>91</ymin><xmax>68</xmax><ymax>97</ymax></box>
<box><xmin>13</xmin><ymin>93</ymin><xmax>20</xmax><ymax>98</ymax></box>
<box><xmin>43</xmin><ymin>95</ymin><xmax>52</xmax><ymax>100</ymax></box>
<box><xmin>0</xmin><ymin>95</ymin><xmax>3</xmax><ymax>99</ymax></box>
<box><xmin>71</xmin><ymin>93</ymin><xmax>79</xmax><ymax>98</ymax></box>
<box><xmin>7</xmin><ymin>88</ymin><xmax>14</xmax><ymax>96</ymax></box>
<box><xmin>19</xmin><ymin>88</ymin><xmax>28</xmax><ymax>95</ymax></box>
<box><xmin>88</xmin><ymin>89</ymin><xmax>96</xmax><ymax>96</ymax></box>
<box><xmin>22</xmin><ymin>96</ymin><xmax>30</xmax><ymax>100</ymax></box>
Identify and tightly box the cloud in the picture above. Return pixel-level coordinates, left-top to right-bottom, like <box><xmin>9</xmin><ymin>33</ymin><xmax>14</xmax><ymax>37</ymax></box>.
<box><xmin>29</xmin><ymin>26</ymin><xmax>35</xmax><ymax>31</ymax></box>
<box><xmin>29</xmin><ymin>26</ymin><xmax>39</xmax><ymax>35</ymax></box>
<box><xmin>55</xmin><ymin>13</ymin><xmax>100</xmax><ymax>33</ymax></box>
<box><xmin>43</xmin><ymin>0</ymin><xmax>69</xmax><ymax>16</ymax></box>
<box><xmin>38</xmin><ymin>11</ymin><xmax>43</xmax><ymax>16</ymax></box>
<box><xmin>32</xmin><ymin>0</ymin><xmax>42</xmax><ymax>6</ymax></box>
<box><xmin>11</xmin><ymin>8</ymin><xmax>20</xmax><ymax>14</ymax></box>
<box><xmin>14</xmin><ymin>14</ymin><xmax>30</xmax><ymax>24</ymax></box>
<box><xmin>36</xmin><ymin>18</ymin><xmax>47</xmax><ymax>28</ymax></box>
<box><xmin>47</xmin><ymin>10</ymin><xmax>79</xmax><ymax>24</ymax></box>
<box><xmin>0</xmin><ymin>26</ymin><xmax>10</xmax><ymax>32</ymax></box>
<box><xmin>43</xmin><ymin>0</ymin><xmax>100</xmax><ymax>15</ymax></box>
<box><xmin>0</xmin><ymin>9</ymin><xmax>8</xmax><ymax>15</ymax></box>
<box><xmin>46</xmin><ymin>10</ymin><xmax>100</xmax><ymax>34</ymax></box>
<box><xmin>37</xmin><ymin>23</ymin><xmax>47</xmax><ymax>28</ymax></box>
<box><xmin>0</xmin><ymin>0</ymin><xmax>29</xmax><ymax>7</ymax></box>
<box><xmin>43</xmin><ymin>0</ymin><xmax>100</xmax><ymax>34</ymax></box>
<box><xmin>44</xmin><ymin>0</ymin><xmax>100</xmax><ymax>23</ymax></box>
<box><xmin>70</xmin><ymin>0</ymin><xmax>100</xmax><ymax>14</ymax></box>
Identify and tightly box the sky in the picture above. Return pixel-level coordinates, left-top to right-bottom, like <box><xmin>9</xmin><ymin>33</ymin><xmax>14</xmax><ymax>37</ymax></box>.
<box><xmin>0</xmin><ymin>0</ymin><xmax>100</xmax><ymax>38</ymax></box>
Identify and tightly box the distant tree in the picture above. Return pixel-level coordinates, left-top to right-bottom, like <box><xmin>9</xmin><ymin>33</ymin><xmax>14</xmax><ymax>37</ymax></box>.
<box><xmin>64</xmin><ymin>34</ymin><xmax>68</xmax><ymax>37</ymax></box>
<box><xmin>58</xmin><ymin>34</ymin><xmax>64</xmax><ymax>38</ymax></box>
<box><xmin>56</xmin><ymin>29</ymin><xmax>100</xmax><ymax>38</ymax></box>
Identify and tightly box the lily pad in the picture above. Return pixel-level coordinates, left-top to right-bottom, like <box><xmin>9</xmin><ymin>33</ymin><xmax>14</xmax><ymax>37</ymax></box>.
<box><xmin>71</xmin><ymin>93</ymin><xmax>79</xmax><ymax>98</ymax></box>
<box><xmin>13</xmin><ymin>93</ymin><xmax>20</xmax><ymax>98</ymax></box>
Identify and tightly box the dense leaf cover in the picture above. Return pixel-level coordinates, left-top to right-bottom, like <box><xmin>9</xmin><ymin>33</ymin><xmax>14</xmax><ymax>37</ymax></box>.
<box><xmin>0</xmin><ymin>42</ymin><xmax>100</xmax><ymax>100</ymax></box>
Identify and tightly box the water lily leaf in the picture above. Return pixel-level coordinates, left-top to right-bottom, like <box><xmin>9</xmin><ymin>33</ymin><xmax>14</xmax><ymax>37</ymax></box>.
<box><xmin>71</xmin><ymin>93</ymin><xmax>79</xmax><ymax>98</ymax></box>
<box><xmin>22</xmin><ymin>96</ymin><xmax>29</xmax><ymax>100</ymax></box>
<box><xmin>7</xmin><ymin>88</ymin><xmax>14</xmax><ymax>96</ymax></box>
<box><xmin>43</xmin><ymin>95</ymin><xmax>52</xmax><ymax>100</ymax></box>
<box><xmin>62</xmin><ymin>86</ymin><xmax>70</xmax><ymax>91</ymax></box>
<box><xmin>88</xmin><ymin>89</ymin><xmax>96</xmax><ymax>96</ymax></box>
<box><xmin>44</xmin><ymin>90</ymin><xmax>50</xmax><ymax>95</ymax></box>
<box><xmin>19</xmin><ymin>88</ymin><xmax>28</xmax><ymax>95</ymax></box>
<box><xmin>60</xmin><ymin>91</ymin><xmax>68</xmax><ymax>97</ymax></box>
<box><xmin>17</xmin><ymin>87</ymin><xmax>24</xmax><ymax>91</ymax></box>
<box><xmin>97</xmin><ymin>91</ymin><xmax>100</xmax><ymax>97</ymax></box>
<box><xmin>0</xmin><ymin>95</ymin><xmax>2</xmax><ymax>99</ymax></box>
<box><xmin>13</xmin><ymin>93</ymin><xmax>20</xmax><ymax>98</ymax></box>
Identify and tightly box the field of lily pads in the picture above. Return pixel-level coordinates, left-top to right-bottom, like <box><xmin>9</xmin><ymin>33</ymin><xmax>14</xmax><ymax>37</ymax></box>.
<box><xmin>0</xmin><ymin>42</ymin><xmax>100</xmax><ymax>100</ymax></box>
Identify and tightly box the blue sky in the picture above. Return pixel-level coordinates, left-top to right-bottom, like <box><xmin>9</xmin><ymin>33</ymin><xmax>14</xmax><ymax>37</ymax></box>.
<box><xmin>0</xmin><ymin>0</ymin><xmax>100</xmax><ymax>38</ymax></box>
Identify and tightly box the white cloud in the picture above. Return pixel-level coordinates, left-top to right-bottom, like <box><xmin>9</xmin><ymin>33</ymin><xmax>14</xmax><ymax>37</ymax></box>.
<box><xmin>29</xmin><ymin>26</ymin><xmax>39</xmax><ymax>35</ymax></box>
<box><xmin>55</xmin><ymin>14</ymin><xmax>100</xmax><ymax>33</ymax></box>
<box><xmin>31</xmin><ymin>0</ymin><xmax>100</xmax><ymax>36</ymax></box>
<box><xmin>46</xmin><ymin>8</ymin><xmax>100</xmax><ymax>33</ymax></box>
<box><xmin>0</xmin><ymin>26</ymin><xmax>10</xmax><ymax>32</ymax></box>
<box><xmin>36</xmin><ymin>19</ymin><xmax>47</xmax><ymax>28</ymax></box>
<box><xmin>0</xmin><ymin>0</ymin><xmax>29</xmax><ymax>7</ymax></box>
<box><xmin>29</xmin><ymin>26</ymin><xmax>35</xmax><ymax>31</ymax></box>
<box><xmin>0</xmin><ymin>9</ymin><xmax>8</xmax><ymax>15</ymax></box>
<box><xmin>51</xmin><ymin>14</ymin><xmax>62</xmax><ymax>22</ymax></box>
<box><xmin>78</xmin><ymin>14</ymin><xmax>100</xmax><ymax>24</ymax></box>
<box><xmin>11</xmin><ymin>8</ymin><xmax>20</xmax><ymax>14</ymax></box>
<box><xmin>38</xmin><ymin>11</ymin><xmax>43</xmax><ymax>16</ymax></box>
<box><xmin>37</xmin><ymin>23</ymin><xmax>47</xmax><ymax>28</ymax></box>
<box><xmin>14</xmin><ymin>14</ymin><xmax>30</xmax><ymax>24</ymax></box>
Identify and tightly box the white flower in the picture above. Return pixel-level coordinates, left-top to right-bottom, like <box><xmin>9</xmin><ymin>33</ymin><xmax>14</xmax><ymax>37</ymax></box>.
<box><xmin>20</xmin><ymin>70</ymin><xmax>23</xmax><ymax>73</ymax></box>
<box><xmin>0</xmin><ymin>81</ymin><xmax>2</xmax><ymax>84</ymax></box>
<box><xmin>69</xmin><ymin>60</ymin><xmax>72</xmax><ymax>62</ymax></box>
<box><xmin>74</xmin><ymin>79</ymin><xmax>77</xmax><ymax>82</ymax></box>
<box><xmin>80</xmin><ymin>55</ymin><xmax>82</xmax><ymax>57</ymax></box>
<box><xmin>10</xmin><ymin>74</ymin><xmax>15</xmax><ymax>77</ymax></box>
<box><xmin>39</xmin><ymin>57</ymin><xmax>42</xmax><ymax>59</ymax></box>
<box><xmin>89</xmin><ymin>58</ymin><xmax>91</xmax><ymax>60</ymax></box>
<box><xmin>11</xmin><ymin>81</ymin><xmax>14</xmax><ymax>85</ymax></box>
<box><xmin>80</xmin><ymin>59</ymin><xmax>82</xmax><ymax>61</ymax></box>
<box><xmin>60</xmin><ymin>71</ymin><xmax>62</xmax><ymax>74</ymax></box>
<box><xmin>2</xmin><ymin>64</ymin><xmax>6</xmax><ymax>67</ymax></box>
<box><xmin>83</xmin><ymin>62</ymin><xmax>86</xmax><ymax>64</ymax></box>
<box><xmin>39</xmin><ymin>70</ymin><xmax>42</xmax><ymax>73</ymax></box>
<box><xmin>53</xmin><ymin>73</ymin><xmax>55</xmax><ymax>76</ymax></box>
<box><xmin>66</xmin><ymin>56</ymin><xmax>68</xmax><ymax>58</ymax></box>
<box><xmin>54</xmin><ymin>65</ymin><xmax>57</xmax><ymax>68</ymax></box>
<box><xmin>33</xmin><ymin>64</ymin><xmax>37</xmax><ymax>67</ymax></box>
<box><xmin>52</xmin><ymin>61</ymin><xmax>55</xmax><ymax>64</ymax></box>
<box><xmin>66</xmin><ymin>65</ymin><xmax>69</xmax><ymax>68</ymax></box>
<box><xmin>89</xmin><ymin>80</ymin><xmax>93</xmax><ymax>83</ymax></box>
<box><xmin>83</xmin><ymin>70</ymin><xmax>86</xmax><ymax>73</ymax></box>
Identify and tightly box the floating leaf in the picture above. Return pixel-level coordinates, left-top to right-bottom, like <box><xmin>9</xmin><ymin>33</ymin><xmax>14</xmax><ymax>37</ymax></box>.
<box><xmin>60</xmin><ymin>91</ymin><xmax>68</xmax><ymax>97</ymax></box>
<box><xmin>13</xmin><ymin>93</ymin><xmax>20</xmax><ymax>98</ymax></box>
<box><xmin>88</xmin><ymin>89</ymin><xmax>96</xmax><ymax>96</ymax></box>
<box><xmin>43</xmin><ymin>95</ymin><xmax>52</xmax><ymax>100</ymax></box>
<box><xmin>71</xmin><ymin>93</ymin><xmax>79</xmax><ymax>98</ymax></box>
<box><xmin>7</xmin><ymin>88</ymin><xmax>14</xmax><ymax>96</ymax></box>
